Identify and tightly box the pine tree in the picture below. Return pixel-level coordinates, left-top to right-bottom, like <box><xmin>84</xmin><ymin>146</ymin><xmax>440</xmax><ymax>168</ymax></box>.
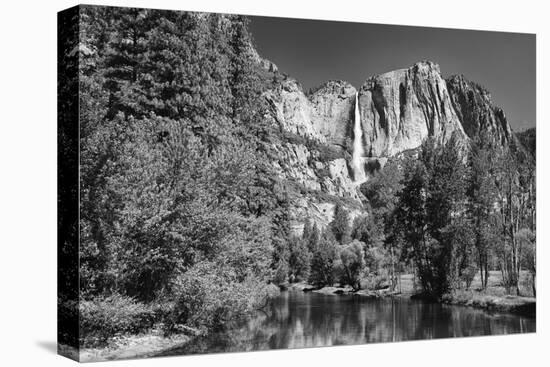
<box><xmin>330</xmin><ymin>203</ymin><xmax>351</xmax><ymax>245</ymax></box>
<box><xmin>309</xmin><ymin>231</ymin><xmax>337</xmax><ymax>287</ymax></box>
<box><xmin>308</xmin><ymin>223</ymin><xmax>321</xmax><ymax>252</ymax></box>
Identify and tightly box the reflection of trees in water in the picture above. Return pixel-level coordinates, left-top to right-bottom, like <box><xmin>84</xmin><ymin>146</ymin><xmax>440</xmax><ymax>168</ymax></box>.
<box><xmin>161</xmin><ymin>291</ymin><xmax>535</xmax><ymax>355</ymax></box>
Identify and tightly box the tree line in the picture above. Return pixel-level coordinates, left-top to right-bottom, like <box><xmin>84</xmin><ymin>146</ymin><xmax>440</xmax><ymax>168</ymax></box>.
<box><xmin>279</xmin><ymin>132</ymin><xmax>535</xmax><ymax>300</ymax></box>
<box><xmin>366</xmin><ymin>132</ymin><xmax>535</xmax><ymax>299</ymax></box>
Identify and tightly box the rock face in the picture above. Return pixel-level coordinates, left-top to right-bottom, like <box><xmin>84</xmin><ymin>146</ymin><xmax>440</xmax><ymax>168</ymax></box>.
<box><xmin>358</xmin><ymin>61</ymin><xmax>466</xmax><ymax>158</ymax></box>
<box><xmin>265</xmin><ymin>78</ymin><xmax>362</xmax><ymax>233</ymax></box>
<box><xmin>266</xmin><ymin>79</ymin><xmax>355</xmax><ymax>147</ymax></box>
<box><xmin>310</xmin><ymin>80</ymin><xmax>356</xmax><ymax>148</ymax></box>
<box><xmin>260</xmin><ymin>59</ymin><xmax>517</xmax><ymax>234</ymax></box>
<box><xmin>515</xmin><ymin>127</ymin><xmax>536</xmax><ymax>160</ymax></box>
<box><xmin>446</xmin><ymin>74</ymin><xmax>512</xmax><ymax>144</ymax></box>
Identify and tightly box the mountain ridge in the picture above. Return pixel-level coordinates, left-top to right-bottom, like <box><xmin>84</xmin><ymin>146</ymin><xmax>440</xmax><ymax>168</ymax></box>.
<box><xmin>254</xmin><ymin>51</ymin><xmax>529</xmax><ymax>234</ymax></box>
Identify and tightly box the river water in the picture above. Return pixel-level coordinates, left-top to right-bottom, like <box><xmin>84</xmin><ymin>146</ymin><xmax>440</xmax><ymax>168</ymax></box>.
<box><xmin>159</xmin><ymin>290</ymin><xmax>535</xmax><ymax>356</ymax></box>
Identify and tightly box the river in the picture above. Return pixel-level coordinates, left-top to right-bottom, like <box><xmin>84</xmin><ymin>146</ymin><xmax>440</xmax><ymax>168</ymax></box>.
<box><xmin>159</xmin><ymin>290</ymin><xmax>535</xmax><ymax>356</ymax></box>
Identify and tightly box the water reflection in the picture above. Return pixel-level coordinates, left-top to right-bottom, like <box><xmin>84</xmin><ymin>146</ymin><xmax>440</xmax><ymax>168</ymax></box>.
<box><xmin>160</xmin><ymin>290</ymin><xmax>535</xmax><ymax>356</ymax></box>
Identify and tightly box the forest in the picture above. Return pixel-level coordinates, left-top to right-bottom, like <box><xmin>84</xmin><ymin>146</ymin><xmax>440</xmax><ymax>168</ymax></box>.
<box><xmin>58</xmin><ymin>6</ymin><xmax>536</xmax><ymax>351</ymax></box>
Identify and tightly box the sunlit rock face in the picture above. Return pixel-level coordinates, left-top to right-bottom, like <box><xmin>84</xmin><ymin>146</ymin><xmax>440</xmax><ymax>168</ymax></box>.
<box><xmin>446</xmin><ymin>74</ymin><xmax>512</xmax><ymax>144</ymax></box>
<box><xmin>266</xmin><ymin>79</ymin><xmax>320</xmax><ymax>141</ymax></box>
<box><xmin>266</xmin><ymin>79</ymin><xmax>356</xmax><ymax>147</ymax></box>
<box><xmin>309</xmin><ymin>80</ymin><xmax>356</xmax><ymax>148</ymax></box>
<box><xmin>265</xmin><ymin>78</ymin><xmax>362</xmax><ymax>233</ymax></box>
<box><xmin>358</xmin><ymin>61</ymin><xmax>466</xmax><ymax>158</ymax></box>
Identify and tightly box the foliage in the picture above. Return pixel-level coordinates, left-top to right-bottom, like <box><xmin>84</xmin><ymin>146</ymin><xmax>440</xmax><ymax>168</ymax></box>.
<box><xmin>288</xmin><ymin>236</ymin><xmax>312</xmax><ymax>282</ymax></box>
<box><xmin>336</xmin><ymin>240</ymin><xmax>366</xmax><ymax>290</ymax></box>
<box><xmin>351</xmin><ymin>213</ymin><xmax>380</xmax><ymax>249</ymax></box>
<box><xmin>76</xmin><ymin>7</ymin><xmax>290</xmax><ymax>342</ymax></box>
<box><xmin>466</xmin><ymin>131</ymin><xmax>500</xmax><ymax>289</ymax></box>
<box><xmin>79</xmin><ymin>294</ymin><xmax>158</xmax><ymax>347</ymax></box>
<box><xmin>361</xmin><ymin>160</ymin><xmax>404</xmax><ymax>290</ymax></box>
<box><xmin>309</xmin><ymin>231</ymin><xmax>338</xmax><ymax>287</ymax></box>
<box><xmin>330</xmin><ymin>203</ymin><xmax>351</xmax><ymax>245</ymax></box>
<box><xmin>169</xmin><ymin>262</ymin><xmax>267</xmax><ymax>332</ymax></box>
<box><xmin>273</xmin><ymin>259</ymin><xmax>289</xmax><ymax>285</ymax></box>
<box><xmin>391</xmin><ymin>137</ymin><xmax>471</xmax><ymax>298</ymax></box>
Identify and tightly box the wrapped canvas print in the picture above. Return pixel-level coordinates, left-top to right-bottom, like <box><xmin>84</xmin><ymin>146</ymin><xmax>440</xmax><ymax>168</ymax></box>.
<box><xmin>58</xmin><ymin>4</ymin><xmax>536</xmax><ymax>362</ymax></box>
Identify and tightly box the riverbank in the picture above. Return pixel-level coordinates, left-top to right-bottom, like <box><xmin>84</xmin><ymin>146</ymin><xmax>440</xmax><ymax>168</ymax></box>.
<box><xmin>442</xmin><ymin>290</ymin><xmax>536</xmax><ymax>317</ymax></box>
<box><xmin>59</xmin><ymin>327</ymin><xmax>192</xmax><ymax>362</ymax></box>
<box><xmin>286</xmin><ymin>271</ymin><xmax>536</xmax><ymax>317</ymax></box>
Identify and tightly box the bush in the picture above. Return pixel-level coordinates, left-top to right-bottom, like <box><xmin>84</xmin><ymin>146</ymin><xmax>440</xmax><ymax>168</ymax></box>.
<box><xmin>169</xmin><ymin>262</ymin><xmax>266</xmax><ymax>332</ymax></box>
<box><xmin>362</xmin><ymin>275</ymin><xmax>389</xmax><ymax>290</ymax></box>
<box><xmin>79</xmin><ymin>294</ymin><xmax>156</xmax><ymax>347</ymax></box>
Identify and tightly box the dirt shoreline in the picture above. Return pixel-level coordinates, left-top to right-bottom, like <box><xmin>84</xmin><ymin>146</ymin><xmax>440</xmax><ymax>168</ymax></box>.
<box><xmin>441</xmin><ymin>291</ymin><xmax>536</xmax><ymax>317</ymax></box>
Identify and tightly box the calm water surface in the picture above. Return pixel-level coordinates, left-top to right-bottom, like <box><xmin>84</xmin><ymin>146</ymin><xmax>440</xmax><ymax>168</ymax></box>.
<box><xmin>160</xmin><ymin>290</ymin><xmax>535</xmax><ymax>356</ymax></box>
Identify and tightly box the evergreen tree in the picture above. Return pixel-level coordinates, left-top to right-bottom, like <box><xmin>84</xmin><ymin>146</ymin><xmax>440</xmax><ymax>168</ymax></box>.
<box><xmin>288</xmin><ymin>236</ymin><xmax>312</xmax><ymax>282</ymax></box>
<box><xmin>330</xmin><ymin>203</ymin><xmax>351</xmax><ymax>245</ymax></box>
<box><xmin>309</xmin><ymin>230</ymin><xmax>337</xmax><ymax>287</ymax></box>
<box><xmin>307</xmin><ymin>223</ymin><xmax>321</xmax><ymax>253</ymax></box>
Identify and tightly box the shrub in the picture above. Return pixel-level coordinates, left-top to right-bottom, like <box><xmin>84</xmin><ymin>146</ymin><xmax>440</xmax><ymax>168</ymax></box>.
<box><xmin>362</xmin><ymin>275</ymin><xmax>389</xmax><ymax>290</ymax></box>
<box><xmin>169</xmin><ymin>262</ymin><xmax>267</xmax><ymax>332</ymax></box>
<box><xmin>79</xmin><ymin>294</ymin><xmax>156</xmax><ymax>347</ymax></box>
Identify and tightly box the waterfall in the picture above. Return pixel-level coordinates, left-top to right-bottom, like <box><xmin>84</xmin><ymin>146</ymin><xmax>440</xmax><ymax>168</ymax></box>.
<box><xmin>352</xmin><ymin>92</ymin><xmax>366</xmax><ymax>184</ymax></box>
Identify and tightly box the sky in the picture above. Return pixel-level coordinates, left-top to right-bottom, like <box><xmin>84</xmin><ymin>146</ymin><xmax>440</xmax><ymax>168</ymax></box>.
<box><xmin>249</xmin><ymin>16</ymin><xmax>536</xmax><ymax>131</ymax></box>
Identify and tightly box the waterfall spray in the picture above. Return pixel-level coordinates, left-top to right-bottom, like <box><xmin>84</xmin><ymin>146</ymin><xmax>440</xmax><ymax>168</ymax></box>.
<box><xmin>352</xmin><ymin>92</ymin><xmax>366</xmax><ymax>184</ymax></box>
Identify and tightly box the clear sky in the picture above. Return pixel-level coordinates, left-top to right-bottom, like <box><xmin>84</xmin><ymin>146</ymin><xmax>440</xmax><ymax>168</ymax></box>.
<box><xmin>249</xmin><ymin>16</ymin><xmax>536</xmax><ymax>131</ymax></box>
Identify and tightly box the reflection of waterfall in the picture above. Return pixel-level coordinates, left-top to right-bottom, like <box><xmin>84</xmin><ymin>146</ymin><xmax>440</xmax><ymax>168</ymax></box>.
<box><xmin>352</xmin><ymin>92</ymin><xmax>366</xmax><ymax>184</ymax></box>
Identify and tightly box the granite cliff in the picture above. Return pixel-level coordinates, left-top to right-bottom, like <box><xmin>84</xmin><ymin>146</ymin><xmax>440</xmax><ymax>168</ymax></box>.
<box><xmin>358</xmin><ymin>61</ymin><xmax>466</xmax><ymax>158</ymax></box>
<box><xmin>257</xmin><ymin>59</ymin><xmax>519</xmax><ymax>234</ymax></box>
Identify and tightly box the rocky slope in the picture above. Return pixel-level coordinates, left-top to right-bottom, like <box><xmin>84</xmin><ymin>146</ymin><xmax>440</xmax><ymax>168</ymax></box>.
<box><xmin>446</xmin><ymin>74</ymin><xmax>512</xmax><ymax>143</ymax></box>
<box><xmin>258</xmin><ymin>58</ymin><xmax>519</xmax><ymax>234</ymax></box>
<box><xmin>265</xmin><ymin>78</ymin><xmax>362</xmax><ymax>233</ymax></box>
<box><xmin>515</xmin><ymin>127</ymin><xmax>536</xmax><ymax>160</ymax></box>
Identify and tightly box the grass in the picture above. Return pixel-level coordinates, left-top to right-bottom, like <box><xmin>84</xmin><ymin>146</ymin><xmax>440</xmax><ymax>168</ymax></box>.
<box><xmin>442</xmin><ymin>271</ymin><xmax>536</xmax><ymax>317</ymax></box>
